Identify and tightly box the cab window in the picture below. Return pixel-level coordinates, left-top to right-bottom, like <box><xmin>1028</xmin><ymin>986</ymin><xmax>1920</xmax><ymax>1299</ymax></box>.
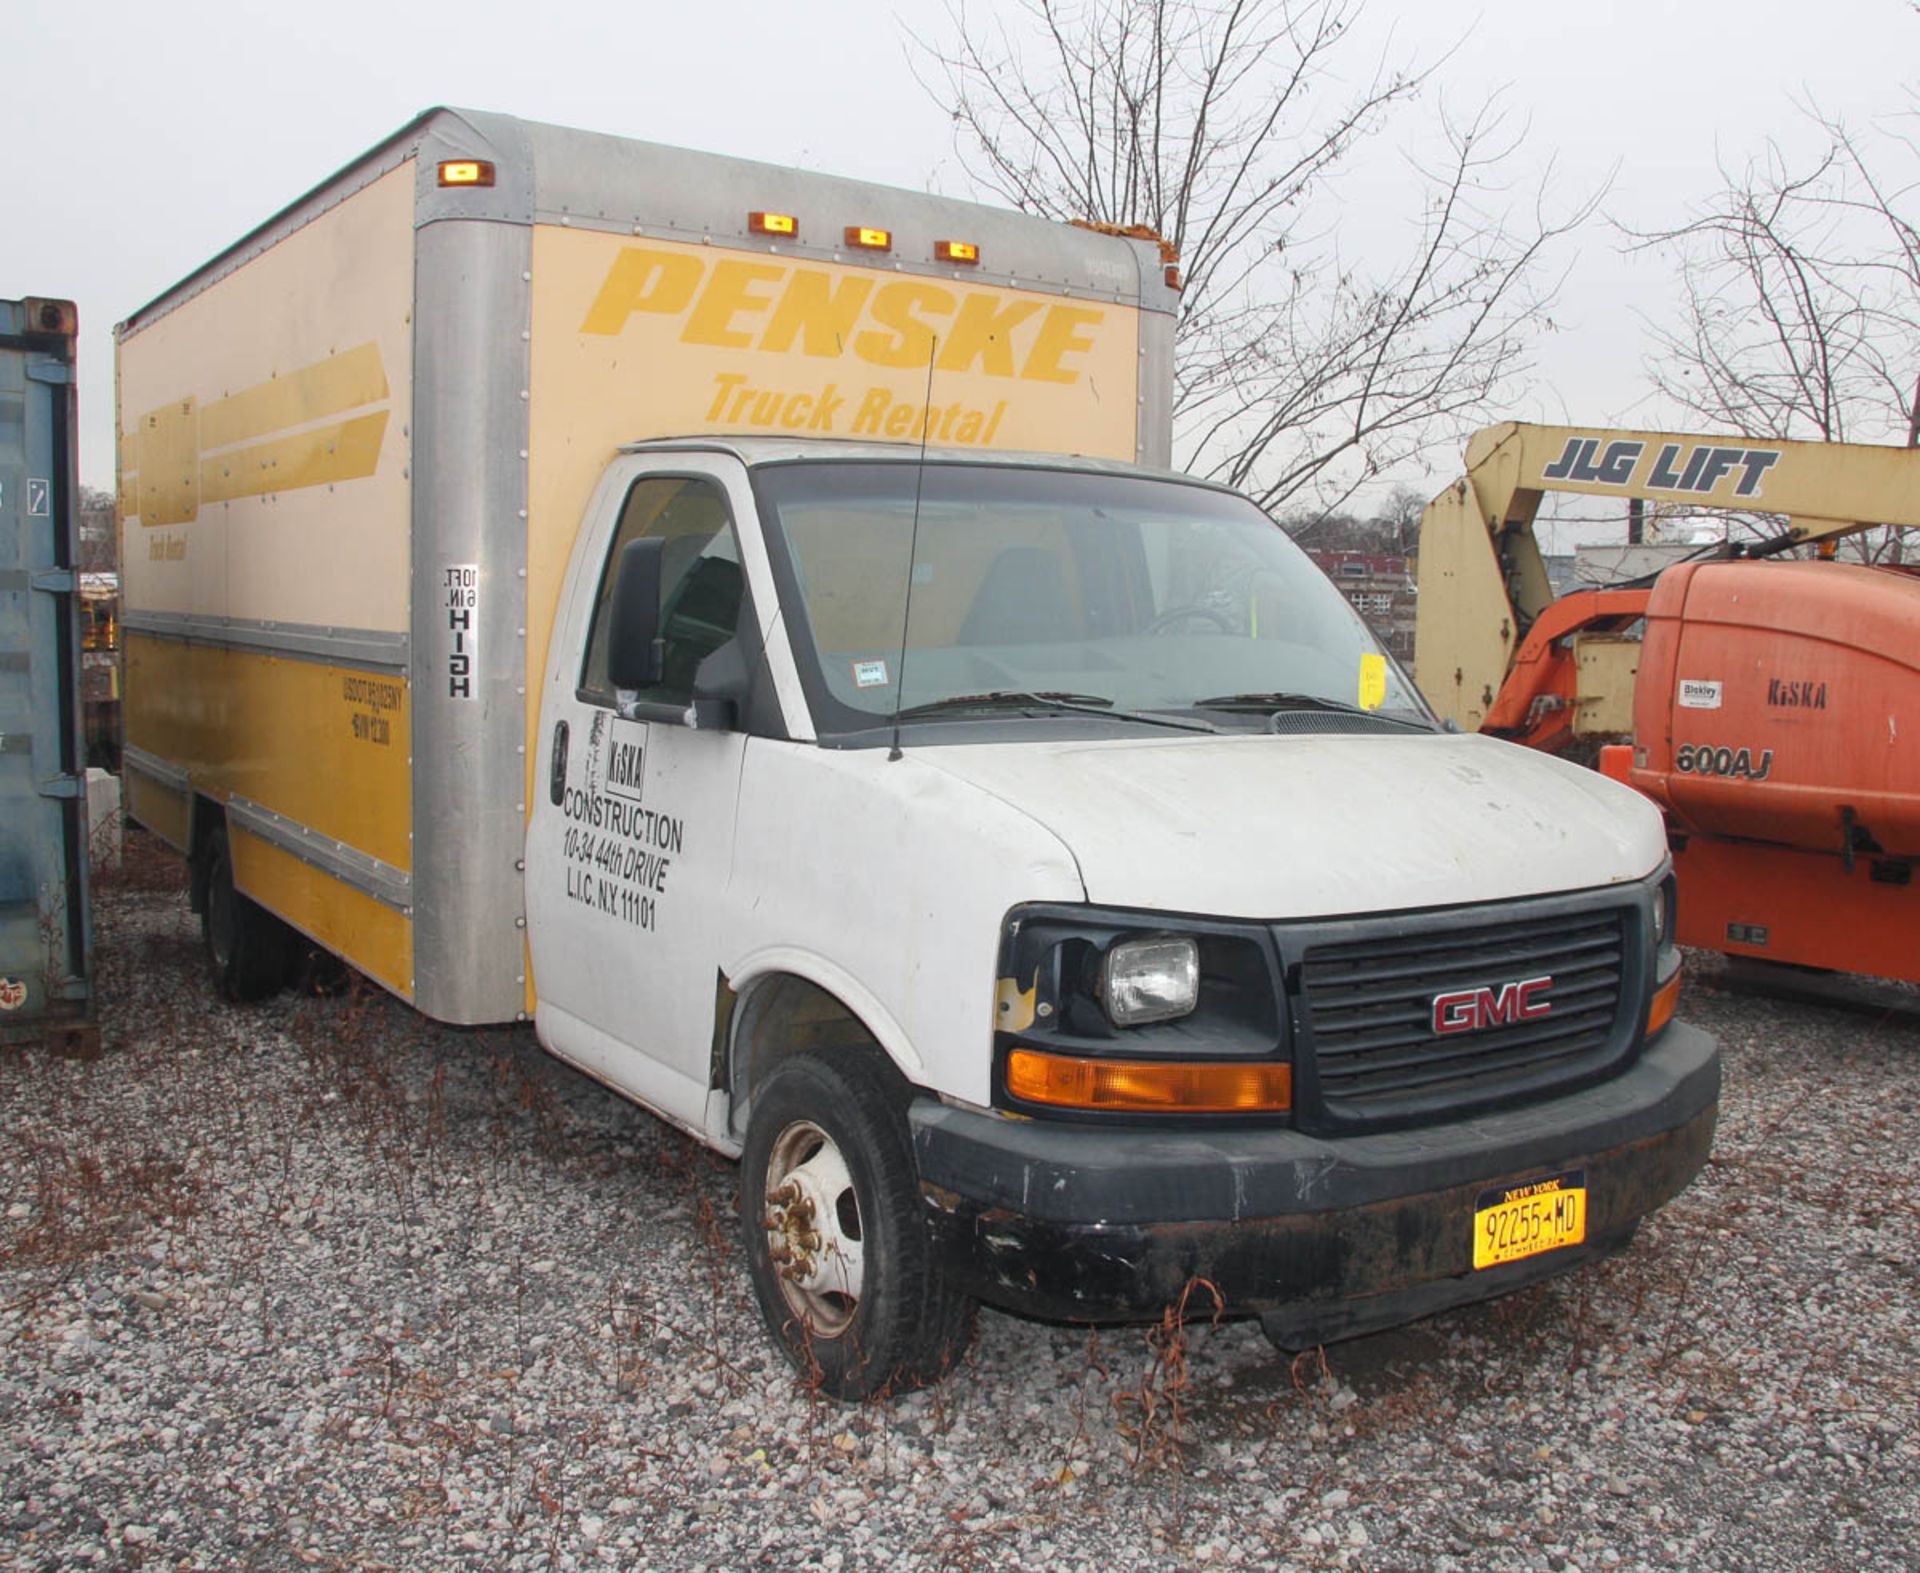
<box><xmin>579</xmin><ymin>476</ymin><xmax>745</xmax><ymax>708</ymax></box>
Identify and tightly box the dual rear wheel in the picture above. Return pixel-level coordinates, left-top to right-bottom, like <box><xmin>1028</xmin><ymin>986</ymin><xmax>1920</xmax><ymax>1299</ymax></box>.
<box><xmin>200</xmin><ymin>826</ymin><xmax>299</xmax><ymax>1002</ymax></box>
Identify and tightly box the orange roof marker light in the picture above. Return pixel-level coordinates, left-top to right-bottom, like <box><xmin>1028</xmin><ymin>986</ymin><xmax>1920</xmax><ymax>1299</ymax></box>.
<box><xmin>844</xmin><ymin>226</ymin><xmax>892</xmax><ymax>252</ymax></box>
<box><xmin>935</xmin><ymin>239</ymin><xmax>981</xmax><ymax>265</ymax></box>
<box><xmin>437</xmin><ymin>160</ymin><xmax>496</xmax><ymax>188</ymax></box>
<box><xmin>749</xmin><ymin>211</ymin><xmax>798</xmax><ymax>238</ymax></box>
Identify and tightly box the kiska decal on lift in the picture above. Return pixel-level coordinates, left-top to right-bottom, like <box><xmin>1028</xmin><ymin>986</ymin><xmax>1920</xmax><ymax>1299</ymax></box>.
<box><xmin>1541</xmin><ymin>435</ymin><xmax>1783</xmax><ymax>499</ymax></box>
<box><xmin>1767</xmin><ymin>678</ymin><xmax>1829</xmax><ymax>709</ymax></box>
<box><xmin>1674</xmin><ymin>743</ymin><xmax>1775</xmax><ymax>780</ymax></box>
<box><xmin>1431</xmin><ymin>975</ymin><xmax>1553</xmax><ymax>1036</ymax></box>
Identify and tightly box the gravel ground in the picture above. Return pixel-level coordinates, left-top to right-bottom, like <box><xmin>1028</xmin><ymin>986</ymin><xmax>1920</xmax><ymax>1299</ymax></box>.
<box><xmin>2</xmin><ymin>838</ymin><xmax>1916</xmax><ymax>1572</ymax></box>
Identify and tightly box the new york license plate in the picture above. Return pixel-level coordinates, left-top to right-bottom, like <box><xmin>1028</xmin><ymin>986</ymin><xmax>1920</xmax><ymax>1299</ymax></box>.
<box><xmin>1473</xmin><ymin>1169</ymin><xmax>1587</xmax><ymax>1269</ymax></box>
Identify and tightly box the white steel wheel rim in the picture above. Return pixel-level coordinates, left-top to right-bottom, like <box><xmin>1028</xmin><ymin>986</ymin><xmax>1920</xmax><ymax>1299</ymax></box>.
<box><xmin>762</xmin><ymin>1119</ymin><xmax>866</xmax><ymax>1338</ymax></box>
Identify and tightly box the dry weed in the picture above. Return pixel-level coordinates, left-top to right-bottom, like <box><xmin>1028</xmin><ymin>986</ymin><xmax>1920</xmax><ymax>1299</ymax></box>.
<box><xmin>1112</xmin><ymin>1277</ymin><xmax>1225</xmax><ymax>1470</ymax></box>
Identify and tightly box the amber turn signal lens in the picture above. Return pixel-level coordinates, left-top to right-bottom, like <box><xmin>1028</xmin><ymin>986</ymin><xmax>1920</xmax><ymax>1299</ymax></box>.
<box><xmin>1647</xmin><ymin>970</ymin><xmax>1681</xmax><ymax>1038</ymax></box>
<box><xmin>1006</xmin><ymin>1049</ymin><xmax>1291</xmax><ymax>1113</ymax></box>
<box><xmin>437</xmin><ymin>160</ymin><xmax>496</xmax><ymax>188</ymax></box>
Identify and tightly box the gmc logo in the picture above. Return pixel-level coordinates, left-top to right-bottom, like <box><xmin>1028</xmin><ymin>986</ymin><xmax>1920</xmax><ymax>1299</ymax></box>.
<box><xmin>1431</xmin><ymin>975</ymin><xmax>1553</xmax><ymax>1035</ymax></box>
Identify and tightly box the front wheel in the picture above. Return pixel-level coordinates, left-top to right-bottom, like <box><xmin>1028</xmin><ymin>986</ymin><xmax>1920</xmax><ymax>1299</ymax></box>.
<box><xmin>740</xmin><ymin>1051</ymin><xmax>976</xmax><ymax>1400</ymax></box>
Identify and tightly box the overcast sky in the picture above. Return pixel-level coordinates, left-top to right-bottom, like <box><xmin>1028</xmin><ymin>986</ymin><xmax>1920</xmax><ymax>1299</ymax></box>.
<box><xmin>7</xmin><ymin>0</ymin><xmax>1914</xmax><ymax>507</ymax></box>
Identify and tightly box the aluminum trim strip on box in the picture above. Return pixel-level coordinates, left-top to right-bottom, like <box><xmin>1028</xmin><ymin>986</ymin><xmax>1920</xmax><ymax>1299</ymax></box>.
<box><xmin>408</xmin><ymin>204</ymin><xmax>535</xmax><ymax>1025</ymax></box>
<box><xmin>122</xmin><ymin>610</ymin><xmax>408</xmax><ymax>673</ymax></box>
<box><xmin>479</xmin><ymin>109</ymin><xmax>1177</xmax><ymax>309</ymax></box>
<box><xmin>121</xmin><ymin>743</ymin><xmax>191</xmax><ymax>794</ymax></box>
<box><xmin>228</xmin><ymin>793</ymin><xmax>413</xmax><ymax>912</ymax></box>
<box><xmin>524</xmin><ymin>208</ymin><xmax>1146</xmax><ymax>305</ymax></box>
<box><xmin>1136</xmin><ymin>293</ymin><xmax>1176</xmax><ymax>468</ymax></box>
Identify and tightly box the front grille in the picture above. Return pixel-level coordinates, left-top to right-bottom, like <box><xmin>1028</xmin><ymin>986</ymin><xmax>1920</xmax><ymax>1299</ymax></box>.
<box><xmin>1296</xmin><ymin>904</ymin><xmax>1633</xmax><ymax>1126</ymax></box>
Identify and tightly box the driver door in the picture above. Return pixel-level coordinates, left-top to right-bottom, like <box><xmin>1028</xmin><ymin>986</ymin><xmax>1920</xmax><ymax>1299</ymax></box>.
<box><xmin>525</xmin><ymin>460</ymin><xmax>759</xmax><ymax>1133</ymax></box>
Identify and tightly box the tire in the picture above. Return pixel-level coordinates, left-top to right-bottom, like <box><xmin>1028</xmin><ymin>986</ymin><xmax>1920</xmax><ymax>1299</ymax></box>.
<box><xmin>291</xmin><ymin>945</ymin><xmax>352</xmax><ymax>998</ymax></box>
<box><xmin>201</xmin><ymin>826</ymin><xmax>297</xmax><ymax>1002</ymax></box>
<box><xmin>740</xmin><ymin>1051</ymin><xmax>977</xmax><ymax>1400</ymax></box>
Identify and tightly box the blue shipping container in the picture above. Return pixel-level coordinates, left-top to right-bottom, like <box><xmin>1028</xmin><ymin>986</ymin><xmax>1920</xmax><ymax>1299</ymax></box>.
<box><xmin>0</xmin><ymin>297</ymin><xmax>91</xmax><ymax>1038</ymax></box>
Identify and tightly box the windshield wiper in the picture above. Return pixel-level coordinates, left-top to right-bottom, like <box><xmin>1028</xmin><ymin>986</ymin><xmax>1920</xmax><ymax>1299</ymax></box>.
<box><xmin>893</xmin><ymin>690</ymin><xmax>1218</xmax><ymax>733</ymax></box>
<box><xmin>1192</xmin><ymin>691</ymin><xmax>1432</xmax><ymax>728</ymax></box>
<box><xmin>897</xmin><ymin>689</ymin><xmax>1113</xmax><ymax>716</ymax></box>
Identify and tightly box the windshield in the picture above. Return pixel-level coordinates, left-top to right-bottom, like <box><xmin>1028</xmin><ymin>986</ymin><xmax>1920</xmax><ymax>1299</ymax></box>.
<box><xmin>752</xmin><ymin>461</ymin><xmax>1431</xmax><ymax>736</ymax></box>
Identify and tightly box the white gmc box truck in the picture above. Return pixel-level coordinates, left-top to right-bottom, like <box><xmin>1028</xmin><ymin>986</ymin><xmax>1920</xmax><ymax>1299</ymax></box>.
<box><xmin>117</xmin><ymin>109</ymin><xmax>1717</xmax><ymax>1398</ymax></box>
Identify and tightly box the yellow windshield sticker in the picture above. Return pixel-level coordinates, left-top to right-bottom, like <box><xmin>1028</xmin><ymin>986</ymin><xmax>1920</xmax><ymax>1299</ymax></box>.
<box><xmin>1359</xmin><ymin>653</ymin><xmax>1388</xmax><ymax>711</ymax></box>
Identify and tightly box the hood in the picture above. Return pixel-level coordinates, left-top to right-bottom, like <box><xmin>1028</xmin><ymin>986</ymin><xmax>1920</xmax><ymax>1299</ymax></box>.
<box><xmin>912</xmin><ymin>730</ymin><xmax>1666</xmax><ymax>919</ymax></box>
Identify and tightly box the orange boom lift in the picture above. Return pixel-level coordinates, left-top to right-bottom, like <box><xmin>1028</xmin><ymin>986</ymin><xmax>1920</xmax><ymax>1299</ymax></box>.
<box><xmin>1415</xmin><ymin>422</ymin><xmax>1920</xmax><ymax>981</ymax></box>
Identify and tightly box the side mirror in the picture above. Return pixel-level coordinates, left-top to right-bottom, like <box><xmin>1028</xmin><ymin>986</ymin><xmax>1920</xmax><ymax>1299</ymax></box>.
<box><xmin>686</xmin><ymin>639</ymin><xmax>752</xmax><ymax>731</ymax></box>
<box><xmin>606</xmin><ymin>538</ymin><xmax>665</xmax><ymax>690</ymax></box>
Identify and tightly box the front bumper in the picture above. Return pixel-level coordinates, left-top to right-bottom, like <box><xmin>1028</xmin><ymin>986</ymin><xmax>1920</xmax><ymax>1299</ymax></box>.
<box><xmin>910</xmin><ymin>1021</ymin><xmax>1719</xmax><ymax>1347</ymax></box>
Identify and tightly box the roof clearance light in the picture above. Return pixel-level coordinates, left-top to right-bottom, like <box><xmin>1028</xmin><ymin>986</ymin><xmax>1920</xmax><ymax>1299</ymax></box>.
<box><xmin>438</xmin><ymin>160</ymin><xmax>496</xmax><ymax>188</ymax></box>
<box><xmin>845</xmin><ymin>226</ymin><xmax>892</xmax><ymax>252</ymax></box>
<box><xmin>935</xmin><ymin>239</ymin><xmax>980</xmax><ymax>265</ymax></box>
<box><xmin>749</xmin><ymin>211</ymin><xmax>799</xmax><ymax>238</ymax></box>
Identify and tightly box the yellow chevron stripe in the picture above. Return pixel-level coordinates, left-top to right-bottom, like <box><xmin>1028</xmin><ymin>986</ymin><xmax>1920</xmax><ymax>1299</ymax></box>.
<box><xmin>129</xmin><ymin>344</ymin><xmax>391</xmax><ymax>523</ymax></box>
<box><xmin>199</xmin><ymin>342</ymin><xmax>389</xmax><ymax>452</ymax></box>
<box><xmin>200</xmin><ymin>410</ymin><xmax>390</xmax><ymax>504</ymax></box>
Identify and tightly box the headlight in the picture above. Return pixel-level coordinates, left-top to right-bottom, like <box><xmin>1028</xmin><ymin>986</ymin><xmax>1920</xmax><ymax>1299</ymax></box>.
<box><xmin>1647</xmin><ymin>871</ymin><xmax>1681</xmax><ymax>1039</ymax></box>
<box><xmin>1101</xmin><ymin>937</ymin><xmax>1199</xmax><ymax>1026</ymax></box>
<box><xmin>993</xmin><ymin>905</ymin><xmax>1287</xmax><ymax>1120</ymax></box>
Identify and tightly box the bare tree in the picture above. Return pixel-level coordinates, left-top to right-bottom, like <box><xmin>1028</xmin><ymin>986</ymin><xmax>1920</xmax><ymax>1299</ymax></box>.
<box><xmin>1626</xmin><ymin>101</ymin><xmax>1918</xmax><ymax>559</ymax></box>
<box><xmin>914</xmin><ymin>0</ymin><xmax>1592</xmax><ymax>515</ymax></box>
<box><xmin>1630</xmin><ymin>102</ymin><xmax>1918</xmax><ymax>447</ymax></box>
<box><xmin>1375</xmin><ymin>482</ymin><xmax>1428</xmax><ymax>555</ymax></box>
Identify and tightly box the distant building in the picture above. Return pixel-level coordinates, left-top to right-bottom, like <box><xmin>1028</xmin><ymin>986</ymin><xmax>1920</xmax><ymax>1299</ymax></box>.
<box><xmin>1541</xmin><ymin>553</ymin><xmax>1580</xmax><ymax>597</ymax></box>
<box><xmin>1572</xmin><ymin>542</ymin><xmax>1703</xmax><ymax>589</ymax></box>
<box><xmin>1306</xmin><ymin>550</ymin><xmax>1416</xmax><ymax>662</ymax></box>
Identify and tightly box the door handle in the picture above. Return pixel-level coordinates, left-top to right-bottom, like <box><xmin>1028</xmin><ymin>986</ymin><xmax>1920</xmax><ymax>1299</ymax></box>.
<box><xmin>549</xmin><ymin>720</ymin><xmax>569</xmax><ymax>806</ymax></box>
